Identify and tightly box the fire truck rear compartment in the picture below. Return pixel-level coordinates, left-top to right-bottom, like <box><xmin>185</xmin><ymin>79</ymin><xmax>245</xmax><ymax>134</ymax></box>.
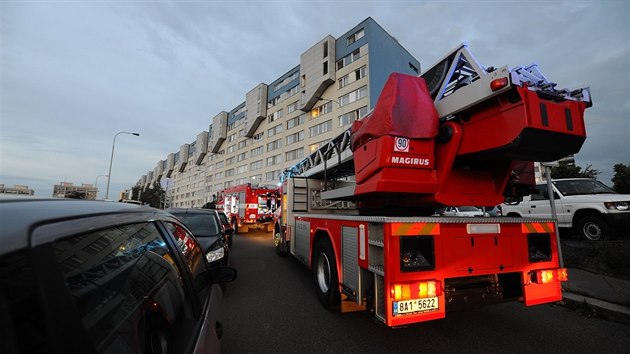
<box><xmin>443</xmin><ymin>273</ymin><xmax>522</xmax><ymax>311</ymax></box>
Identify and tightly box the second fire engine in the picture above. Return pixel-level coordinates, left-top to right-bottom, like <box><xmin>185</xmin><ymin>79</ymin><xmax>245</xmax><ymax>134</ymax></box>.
<box><xmin>217</xmin><ymin>183</ymin><xmax>279</xmax><ymax>233</ymax></box>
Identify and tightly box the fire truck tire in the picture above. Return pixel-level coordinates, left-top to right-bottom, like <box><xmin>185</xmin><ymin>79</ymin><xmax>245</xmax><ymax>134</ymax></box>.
<box><xmin>274</xmin><ymin>224</ymin><xmax>289</xmax><ymax>257</ymax></box>
<box><xmin>313</xmin><ymin>238</ymin><xmax>340</xmax><ymax>311</ymax></box>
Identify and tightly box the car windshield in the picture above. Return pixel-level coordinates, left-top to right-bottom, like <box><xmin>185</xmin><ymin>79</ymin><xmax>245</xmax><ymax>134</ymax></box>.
<box><xmin>553</xmin><ymin>179</ymin><xmax>616</xmax><ymax>196</ymax></box>
<box><xmin>459</xmin><ymin>206</ymin><xmax>480</xmax><ymax>212</ymax></box>
<box><xmin>176</xmin><ymin>214</ymin><xmax>220</xmax><ymax>237</ymax></box>
<box><xmin>218</xmin><ymin>213</ymin><xmax>229</xmax><ymax>224</ymax></box>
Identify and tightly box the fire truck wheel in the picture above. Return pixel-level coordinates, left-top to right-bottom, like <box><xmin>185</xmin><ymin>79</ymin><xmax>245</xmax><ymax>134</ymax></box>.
<box><xmin>313</xmin><ymin>238</ymin><xmax>340</xmax><ymax>311</ymax></box>
<box><xmin>274</xmin><ymin>224</ymin><xmax>289</xmax><ymax>257</ymax></box>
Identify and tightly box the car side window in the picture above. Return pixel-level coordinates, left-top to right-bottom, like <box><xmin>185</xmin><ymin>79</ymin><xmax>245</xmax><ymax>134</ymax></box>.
<box><xmin>0</xmin><ymin>250</ymin><xmax>48</xmax><ymax>354</ymax></box>
<box><xmin>164</xmin><ymin>222</ymin><xmax>208</xmax><ymax>292</ymax></box>
<box><xmin>530</xmin><ymin>186</ymin><xmax>547</xmax><ymax>201</ymax></box>
<box><xmin>53</xmin><ymin>222</ymin><xmax>196</xmax><ymax>353</ymax></box>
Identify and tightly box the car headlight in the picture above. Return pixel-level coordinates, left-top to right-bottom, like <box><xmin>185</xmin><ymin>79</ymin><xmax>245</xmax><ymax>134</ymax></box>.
<box><xmin>206</xmin><ymin>247</ymin><xmax>225</xmax><ymax>263</ymax></box>
<box><xmin>604</xmin><ymin>201</ymin><xmax>629</xmax><ymax>211</ymax></box>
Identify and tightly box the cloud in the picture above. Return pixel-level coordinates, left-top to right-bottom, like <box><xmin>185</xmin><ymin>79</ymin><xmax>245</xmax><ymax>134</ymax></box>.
<box><xmin>1</xmin><ymin>0</ymin><xmax>628</xmax><ymax>197</ymax></box>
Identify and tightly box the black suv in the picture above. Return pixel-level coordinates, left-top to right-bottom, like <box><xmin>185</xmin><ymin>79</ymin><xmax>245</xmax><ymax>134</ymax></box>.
<box><xmin>0</xmin><ymin>196</ymin><xmax>236</xmax><ymax>354</ymax></box>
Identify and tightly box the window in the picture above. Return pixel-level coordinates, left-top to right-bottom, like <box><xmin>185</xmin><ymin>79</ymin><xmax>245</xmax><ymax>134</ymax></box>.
<box><xmin>268</xmin><ymin>96</ymin><xmax>280</xmax><ymax>108</ymax></box>
<box><xmin>267</xmin><ymin>139</ymin><xmax>282</xmax><ymax>152</ymax></box>
<box><xmin>238</xmin><ymin>140</ymin><xmax>247</xmax><ymax>149</ymax></box>
<box><xmin>287</xmin><ymin>101</ymin><xmax>299</xmax><ymax>114</ymax></box>
<box><xmin>225</xmin><ymin>157</ymin><xmax>235</xmax><ymax>165</ymax></box>
<box><xmin>215</xmin><ymin>161</ymin><xmax>224</xmax><ymax>169</ymax></box>
<box><xmin>323</xmin><ymin>41</ymin><xmax>328</xmax><ymax>58</ymax></box>
<box><xmin>286</xmin><ymin>130</ymin><xmax>305</xmax><ymax>145</ymax></box>
<box><xmin>347</xmin><ymin>28</ymin><xmax>364</xmax><ymax>45</ymax></box>
<box><xmin>0</xmin><ymin>250</ymin><xmax>47</xmax><ymax>352</ymax></box>
<box><xmin>265</xmin><ymin>170</ymin><xmax>280</xmax><ymax>181</ymax></box>
<box><xmin>250</xmin><ymin>160</ymin><xmax>263</xmax><ymax>170</ymax></box>
<box><xmin>339</xmin><ymin>85</ymin><xmax>367</xmax><ymax>106</ymax></box>
<box><xmin>236</xmin><ymin>164</ymin><xmax>248</xmax><ymax>174</ymax></box>
<box><xmin>309</xmin><ymin>140</ymin><xmax>328</xmax><ymax>153</ymax></box>
<box><xmin>226</xmin><ymin>145</ymin><xmax>236</xmax><ymax>153</ymax></box>
<box><xmin>311</xmin><ymin>101</ymin><xmax>332</xmax><ymax>119</ymax></box>
<box><xmin>250</xmin><ymin>146</ymin><xmax>263</xmax><ymax>157</ymax></box>
<box><xmin>54</xmin><ymin>222</ymin><xmax>199</xmax><ymax>352</ymax></box>
<box><xmin>286</xmin><ymin>147</ymin><xmax>304</xmax><ymax>161</ymax></box>
<box><xmin>338</xmin><ymin>74</ymin><xmax>350</xmax><ymax>89</ymax></box>
<box><xmin>409</xmin><ymin>62</ymin><xmax>419</xmax><ymax>74</ymax></box>
<box><xmin>237</xmin><ymin>152</ymin><xmax>247</xmax><ymax>162</ymax></box>
<box><xmin>266</xmin><ymin>154</ymin><xmax>282</xmax><ymax>166</ymax></box>
<box><xmin>339</xmin><ymin>106</ymin><xmax>368</xmax><ymax>126</ymax></box>
<box><xmin>214</xmin><ymin>171</ymin><xmax>224</xmax><ymax>179</ymax></box>
<box><xmin>336</xmin><ymin>47</ymin><xmax>363</xmax><ymax>70</ymax></box>
<box><xmin>309</xmin><ymin>120</ymin><xmax>333</xmax><ymax>137</ymax></box>
<box><xmin>267</xmin><ymin>124</ymin><xmax>283</xmax><ymax>137</ymax></box>
<box><xmin>323</xmin><ymin>61</ymin><xmax>328</xmax><ymax>75</ymax></box>
<box><xmin>252</xmin><ymin>132</ymin><xmax>264</xmax><ymax>141</ymax></box>
<box><xmin>356</xmin><ymin>65</ymin><xmax>367</xmax><ymax>80</ymax></box>
<box><xmin>287</xmin><ymin>114</ymin><xmax>306</xmax><ymax>129</ymax></box>
<box><xmin>227</xmin><ymin>133</ymin><xmax>236</xmax><ymax>142</ymax></box>
<box><xmin>225</xmin><ymin>169</ymin><xmax>234</xmax><ymax>177</ymax></box>
<box><xmin>268</xmin><ymin>109</ymin><xmax>283</xmax><ymax>123</ymax></box>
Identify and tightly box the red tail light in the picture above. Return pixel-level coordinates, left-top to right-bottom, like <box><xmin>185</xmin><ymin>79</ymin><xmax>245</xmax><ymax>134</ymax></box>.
<box><xmin>532</xmin><ymin>268</ymin><xmax>568</xmax><ymax>284</ymax></box>
<box><xmin>490</xmin><ymin>77</ymin><xmax>509</xmax><ymax>91</ymax></box>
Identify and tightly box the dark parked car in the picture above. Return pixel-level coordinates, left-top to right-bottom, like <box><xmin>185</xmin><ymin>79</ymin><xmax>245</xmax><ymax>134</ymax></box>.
<box><xmin>215</xmin><ymin>209</ymin><xmax>234</xmax><ymax>248</ymax></box>
<box><xmin>0</xmin><ymin>196</ymin><xmax>236</xmax><ymax>354</ymax></box>
<box><xmin>166</xmin><ymin>208</ymin><xmax>230</xmax><ymax>267</ymax></box>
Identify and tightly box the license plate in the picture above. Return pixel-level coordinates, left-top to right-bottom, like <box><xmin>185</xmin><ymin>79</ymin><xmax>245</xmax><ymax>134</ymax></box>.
<box><xmin>393</xmin><ymin>297</ymin><xmax>439</xmax><ymax>315</ymax></box>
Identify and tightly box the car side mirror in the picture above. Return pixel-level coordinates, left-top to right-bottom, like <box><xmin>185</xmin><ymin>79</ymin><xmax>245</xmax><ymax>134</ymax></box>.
<box><xmin>224</xmin><ymin>227</ymin><xmax>235</xmax><ymax>236</ymax></box>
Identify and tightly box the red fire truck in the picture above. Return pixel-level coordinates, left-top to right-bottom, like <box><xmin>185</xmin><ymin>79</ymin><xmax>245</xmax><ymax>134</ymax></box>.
<box><xmin>217</xmin><ymin>183</ymin><xmax>278</xmax><ymax>233</ymax></box>
<box><xmin>273</xmin><ymin>44</ymin><xmax>591</xmax><ymax>327</ymax></box>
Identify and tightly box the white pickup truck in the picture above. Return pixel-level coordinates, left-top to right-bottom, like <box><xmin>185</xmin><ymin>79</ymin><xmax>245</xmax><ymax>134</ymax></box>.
<box><xmin>502</xmin><ymin>178</ymin><xmax>630</xmax><ymax>240</ymax></box>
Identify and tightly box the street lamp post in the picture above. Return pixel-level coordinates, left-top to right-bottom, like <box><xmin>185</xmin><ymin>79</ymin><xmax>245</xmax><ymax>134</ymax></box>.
<box><xmin>95</xmin><ymin>174</ymin><xmax>109</xmax><ymax>199</ymax></box>
<box><xmin>105</xmin><ymin>131</ymin><xmax>140</xmax><ymax>200</ymax></box>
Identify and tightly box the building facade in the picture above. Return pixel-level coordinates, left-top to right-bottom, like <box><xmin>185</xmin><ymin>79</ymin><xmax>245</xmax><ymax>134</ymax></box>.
<box><xmin>0</xmin><ymin>184</ymin><xmax>35</xmax><ymax>196</ymax></box>
<box><xmin>136</xmin><ymin>18</ymin><xmax>421</xmax><ymax>208</ymax></box>
<box><xmin>53</xmin><ymin>182</ymin><xmax>98</xmax><ymax>200</ymax></box>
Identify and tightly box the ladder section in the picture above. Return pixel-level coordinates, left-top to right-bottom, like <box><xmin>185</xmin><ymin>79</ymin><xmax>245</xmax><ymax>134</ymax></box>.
<box><xmin>283</xmin><ymin>129</ymin><xmax>355</xmax><ymax>182</ymax></box>
<box><xmin>421</xmin><ymin>43</ymin><xmax>591</xmax><ymax>119</ymax></box>
<box><xmin>291</xmin><ymin>177</ymin><xmax>308</xmax><ymax>212</ymax></box>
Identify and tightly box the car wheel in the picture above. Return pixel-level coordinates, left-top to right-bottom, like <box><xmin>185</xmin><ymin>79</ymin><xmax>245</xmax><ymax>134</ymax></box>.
<box><xmin>313</xmin><ymin>238</ymin><xmax>340</xmax><ymax>311</ymax></box>
<box><xmin>231</xmin><ymin>219</ymin><xmax>239</xmax><ymax>234</ymax></box>
<box><xmin>274</xmin><ymin>224</ymin><xmax>289</xmax><ymax>257</ymax></box>
<box><xmin>576</xmin><ymin>215</ymin><xmax>610</xmax><ymax>241</ymax></box>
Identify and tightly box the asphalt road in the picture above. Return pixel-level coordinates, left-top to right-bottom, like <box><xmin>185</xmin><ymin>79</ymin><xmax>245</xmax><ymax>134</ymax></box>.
<box><xmin>221</xmin><ymin>230</ymin><xmax>630</xmax><ymax>354</ymax></box>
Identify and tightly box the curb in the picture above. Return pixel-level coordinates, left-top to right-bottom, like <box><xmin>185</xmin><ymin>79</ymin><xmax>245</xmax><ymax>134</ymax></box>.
<box><xmin>562</xmin><ymin>292</ymin><xmax>630</xmax><ymax>325</ymax></box>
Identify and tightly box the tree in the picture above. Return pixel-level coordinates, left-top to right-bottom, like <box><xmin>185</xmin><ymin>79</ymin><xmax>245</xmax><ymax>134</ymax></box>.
<box><xmin>612</xmin><ymin>163</ymin><xmax>630</xmax><ymax>193</ymax></box>
<box><xmin>131</xmin><ymin>185</ymin><xmax>142</xmax><ymax>200</ymax></box>
<box><xmin>551</xmin><ymin>160</ymin><xmax>599</xmax><ymax>179</ymax></box>
<box><xmin>138</xmin><ymin>182</ymin><xmax>165</xmax><ymax>208</ymax></box>
<box><xmin>201</xmin><ymin>194</ymin><xmax>218</xmax><ymax>209</ymax></box>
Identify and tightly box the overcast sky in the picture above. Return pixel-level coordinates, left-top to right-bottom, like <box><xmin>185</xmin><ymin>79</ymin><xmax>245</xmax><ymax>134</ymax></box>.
<box><xmin>1</xmin><ymin>0</ymin><xmax>628</xmax><ymax>198</ymax></box>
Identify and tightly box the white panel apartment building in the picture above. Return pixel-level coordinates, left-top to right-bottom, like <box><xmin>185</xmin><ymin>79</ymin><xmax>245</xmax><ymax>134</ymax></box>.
<box><xmin>136</xmin><ymin>18</ymin><xmax>422</xmax><ymax>208</ymax></box>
